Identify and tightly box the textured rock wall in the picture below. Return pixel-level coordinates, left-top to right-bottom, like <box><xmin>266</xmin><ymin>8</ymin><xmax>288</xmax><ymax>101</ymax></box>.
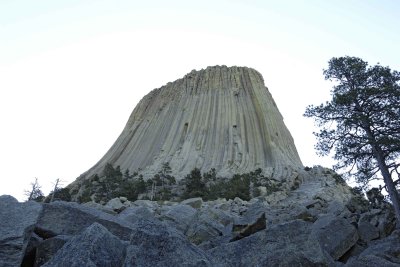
<box><xmin>82</xmin><ymin>66</ymin><xmax>302</xmax><ymax>180</ymax></box>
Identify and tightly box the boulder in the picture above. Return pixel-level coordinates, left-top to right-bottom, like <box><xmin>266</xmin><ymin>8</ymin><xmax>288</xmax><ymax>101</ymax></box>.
<box><xmin>105</xmin><ymin>197</ymin><xmax>125</xmax><ymax>212</ymax></box>
<box><xmin>34</xmin><ymin>235</ymin><xmax>70</xmax><ymax>267</ymax></box>
<box><xmin>357</xmin><ymin>220</ymin><xmax>379</xmax><ymax>243</ymax></box>
<box><xmin>210</xmin><ymin>220</ymin><xmax>335</xmax><ymax>266</ymax></box>
<box><xmin>357</xmin><ymin>207</ymin><xmax>396</xmax><ymax>240</ymax></box>
<box><xmin>42</xmin><ymin>223</ymin><xmax>127</xmax><ymax>267</ymax></box>
<box><xmin>83</xmin><ymin>201</ymin><xmax>116</xmax><ymax>215</ymax></box>
<box><xmin>230</xmin><ymin>197</ymin><xmax>248</xmax><ymax>215</ymax></box>
<box><xmin>117</xmin><ymin>206</ymin><xmax>156</xmax><ymax>224</ymax></box>
<box><xmin>124</xmin><ymin>219</ymin><xmax>215</xmax><ymax>266</ymax></box>
<box><xmin>311</xmin><ymin>214</ymin><xmax>359</xmax><ymax>260</ymax></box>
<box><xmin>21</xmin><ymin>232</ymin><xmax>42</xmax><ymax>267</ymax></box>
<box><xmin>0</xmin><ymin>195</ymin><xmax>42</xmax><ymax>267</ymax></box>
<box><xmin>131</xmin><ymin>200</ymin><xmax>160</xmax><ymax>213</ymax></box>
<box><xmin>346</xmin><ymin>230</ymin><xmax>400</xmax><ymax>266</ymax></box>
<box><xmin>159</xmin><ymin>204</ymin><xmax>197</xmax><ymax>232</ymax></box>
<box><xmin>181</xmin><ymin>197</ymin><xmax>203</xmax><ymax>209</ymax></box>
<box><xmin>185</xmin><ymin>207</ymin><xmax>233</xmax><ymax>245</ymax></box>
<box><xmin>264</xmin><ymin>190</ymin><xmax>288</xmax><ymax>205</ymax></box>
<box><xmin>231</xmin><ymin>213</ymin><xmax>266</xmax><ymax>241</ymax></box>
<box><xmin>374</xmin><ymin>207</ymin><xmax>396</xmax><ymax>238</ymax></box>
<box><xmin>236</xmin><ymin>199</ymin><xmax>270</xmax><ymax>225</ymax></box>
<box><xmin>35</xmin><ymin>201</ymin><xmax>134</xmax><ymax>241</ymax></box>
<box><xmin>211</xmin><ymin>198</ymin><xmax>230</xmax><ymax>211</ymax></box>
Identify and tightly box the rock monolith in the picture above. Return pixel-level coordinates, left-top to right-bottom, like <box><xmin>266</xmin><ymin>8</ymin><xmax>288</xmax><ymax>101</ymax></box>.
<box><xmin>78</xmin><ymin>66</ymin><xmax>302</xmax><ymax>182</ymax></box>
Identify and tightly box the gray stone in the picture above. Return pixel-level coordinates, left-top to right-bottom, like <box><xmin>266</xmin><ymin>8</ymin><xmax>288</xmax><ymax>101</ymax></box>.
<box><xmin>36</xmin><ymin>201</ymin><xmax>135</xmax><ymax>241</ymax></box>
<box><xmin>119</xmin><ymin>196</ymin><xmax>128</xmax><ymax>202</ymax></box>
<box><xmin>181</xmin><ymin>197</ymin><xmax>203</xmax><ymax>209</ymax></box>
<box><xmin>294</xmin><ymin>209</ymin><xmax>317</xmax><ymax>222</ymax></box>
<box><xmin>238</xmin><ymin>199</ymin><xmax>268</xmax><ymax>225</ymax></box>
<box><xmin>209</xmin><ymin>220</ymin><xmax>335</xmax><ymax>266</ymax></box>
<box><xmin>0</xmin><ymin>195</ymin><xmax>42</xmax><ymax>267</ymax></box>
<box><xmin>185</xmin><ymin>206</ymin><xmax>235</xmax><ymax>245</ymax></box>
<box><xmin>117</xmin><ymin>206</ymin><xmax>156</xmax><ymax>224</ymax></box>
<box><xmin>83</xmin><ymin>201</ymin><xmax>117</xmax><ymax>215</ymax></box>
<box><xmin>358</xmin><ymin>207</ymin><xmax>396</xmax><ymax>239</ymax></box>
<box><xmin>34</xmin><ymin>235</ymin><xmax>70</xmax><ymax>267</ymax></box>
<box><xmin>105</xmin><ymin>197</ymin><xmax>125</xmax><ymax>212</ymax></box>
<box><xmin>346</xmin><ymin>255</ymin><xmax>400</xmax><ymax>267</ymax></box>
<box><xmin>339</xmin><ymin>242</ymin><xmax>367</xmax><ymax>263</ymax></box>
<box><xmin>212</xmin><ymin>198</ymin><xmax>230</xmax><ymax>211</ymax></box>
<box><xmin>43</xmin><ymin>223</ymin><xmax>127</xmax><ymax>267</ymax></box>
<box><xmin>358</xmin><ymin>220</ymin><xmax>379</xmax><ymax>243</ymax></box>
<box><xmin>124</xmin><ymin>219</ymin><xmax>215</xmax><ymax>266</ymax></box>
<box><xmin>311</xmin><ymin>214</ymin><xmax>359</xmax><ymax>260</ymax></box>
<box><xmin>345</xmin><ymin>230</ymin><xmax>400</xmax><ymax>266</ymax></box>
<box><xmin>327</xmin><ymin>200</ymin><xmax>351</xmax><ymax>217</ymax></box>
<box><xmin>159</xmin><ymin>204</ymin><xmax>197</xmax><ymax>232</ymax></box>
<box><xmin>132</xmin><ymin>199</ymin><xmax>159</xmax><ymax>212</ymax></box>
<box><xmin>21</xmin><ymin>232</ymin><xmax>42</xmax><ymax>267</ymax></box>
<box><xmin>376</xmin><ymin>207</ymin><xmax>396</xmax><ymax>238</ymax></box>
<box><xmin>231</xmin><ymin>213</ymin><xmax>266</xmax><ymax>241</ymax></box>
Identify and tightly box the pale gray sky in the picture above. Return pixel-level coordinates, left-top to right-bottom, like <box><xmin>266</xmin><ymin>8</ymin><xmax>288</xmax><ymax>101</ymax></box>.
<box><xmin>1</xmin><ymin>0</ymin><xmax>399</xmax><ymax>200</ymax></box>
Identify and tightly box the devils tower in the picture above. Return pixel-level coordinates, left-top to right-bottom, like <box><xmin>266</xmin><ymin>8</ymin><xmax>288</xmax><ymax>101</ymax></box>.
<box><xmin>79</xmin><ymin>66</ymin><xmax>302</xmax><ymax>181</ymax></box>
<box><xmin>6</xmin><ymin>66</ymin><xmax>398</xmax><ymax>266</ymax></box>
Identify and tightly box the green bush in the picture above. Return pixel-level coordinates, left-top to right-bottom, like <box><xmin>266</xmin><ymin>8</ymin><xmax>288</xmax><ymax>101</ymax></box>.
<box><xmin>183</xmin><ymin>168</ymin><xmax>207</xmax><ymax>199</ymax></box>
<box><xmin>78</xmin><ymin>187</ymin><xmax>92</xmax><ymax>203</ymax></box>
<box><xmin>182</xmin><ymin>168</ymin><xmax>252</xmax><ymax>201</ymax></box>
<box><xmin>52</xmin><ymin>187</ymin><xmax>71</xmax><ymax>202</ymax></box>
<box><xmin>207</xmin><ymin>174</ymin><xmax>250</xmax><ymax>200</ymax></box>
<box><xmin>118</xmin><ymin>176</ymin><xmax>147</xmax><ymax>201</ymax></box>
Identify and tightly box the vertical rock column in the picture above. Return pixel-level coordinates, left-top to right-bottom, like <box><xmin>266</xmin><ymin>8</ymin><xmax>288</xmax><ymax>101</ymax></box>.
<box><xmin>79</xmin><ymin>66</ymin><xmax>303</xmax><ymax>180</ymax></box>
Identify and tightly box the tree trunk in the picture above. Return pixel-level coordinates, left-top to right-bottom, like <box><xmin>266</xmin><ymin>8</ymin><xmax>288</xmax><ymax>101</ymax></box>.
<box><xmin>373</xmin><ymin>146</ymin><xmax>400</xmax><ymax>228</ymax></box>
<box><xmin>360</xmin><ymin>115</ymin><xmax>400</xmax><ymax>228</ymax></box>
<box><xmin>50</xmin><ymin>178</ymin><xmax>60</xmax><ymax>203</ymax></box>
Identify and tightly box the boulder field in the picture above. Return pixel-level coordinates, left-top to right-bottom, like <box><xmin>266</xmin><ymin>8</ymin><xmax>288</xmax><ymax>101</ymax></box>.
<box><xmin>1</xmin><ymin>167</ymin><xmax>399</xmax><ymax>266</ymax></box>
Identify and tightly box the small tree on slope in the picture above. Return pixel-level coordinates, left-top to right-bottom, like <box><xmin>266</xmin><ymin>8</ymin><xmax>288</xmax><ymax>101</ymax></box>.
<box><xmin>25</xmin><ymin>177</ymin><xmax>44</xmax><ymax>201</ymax></box>
<box><xmin>304</xmin><ymin>56</ymin><xmax>400</xmax><ymax>227</ymax></box>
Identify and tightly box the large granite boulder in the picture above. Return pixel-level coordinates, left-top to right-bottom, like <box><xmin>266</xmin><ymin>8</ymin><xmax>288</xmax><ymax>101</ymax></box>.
<box><xmin>35</xmin><ymin>201</ymin><xmax>135</xmax><ymax>241</ymax></box>
<box><xmin>181</xmin><ymin>197</ymin><xmax>203</xmax><ymax>209</ymax></box>
<box><xmin>124</xmin><ymin>219</ymin><xmax>216</xmax><ymax>266</ymax></box>
<box><xmin>34</xmin><ymin>235</ymin><xmax>70</xmax><ymax>267</ymax></box>
<box><xmin>0</xmin><ymin>195</ymin><xmax>42</xmax><ymax>267</ymax></box>
<box><xmin>117</xmin><ymin>206</ymin><xmax>156</xmax><ymax>224</ymax></box>
<box><xmin>185</xmin><ymin>206</ymin><xmax>234</xmax><ymax>246</ymax></box>
<box><xmin>42</xmin><ymin>223</ymin><xmax>127</xmax><ymax>267</ymax></box>
<box><xmin>158</xmin><ymin>203</ymin><xmax>197</xmax><ymax>233</ymax></box>
<box><xmin>209</xmin><ymin>220</ymin><xmax>335</xmax><ymax>266</ymax></box>
<box><xmin>105</xmin><ymin>197</ymin><xmax>126</xmax><ymax>212</ymax></box>
<box><xmin>346</xmin><ymin>230</ymin><xmax>400</xmax><ymax>267</ymax></box>
<box><xmin>311</xmin><ymin>214</ymin><xmax>359</xmax><ymax>260</ymax></box>
<box><xmin>358</xmin><ymin>207</ymin><xmax>396</xmax><ymax>239</ymax></box>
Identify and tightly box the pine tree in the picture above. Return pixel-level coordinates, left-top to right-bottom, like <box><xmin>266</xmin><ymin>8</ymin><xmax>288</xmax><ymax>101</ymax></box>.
<box><xmin>25</xmin><ymin>177</ymin><xmax>44</xmax><ymax>202</ymax></box>
<box><xmin>304</xmin><ymin>56</ymin><xmax>400</xmax><ymax>227</ymax></box>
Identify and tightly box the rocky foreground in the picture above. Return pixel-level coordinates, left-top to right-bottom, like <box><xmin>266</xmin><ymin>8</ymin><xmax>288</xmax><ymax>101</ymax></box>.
<box><xmin>1</xmin><ymin>167</ymin><xmax>399</xmax><ymax>267</ymax></box>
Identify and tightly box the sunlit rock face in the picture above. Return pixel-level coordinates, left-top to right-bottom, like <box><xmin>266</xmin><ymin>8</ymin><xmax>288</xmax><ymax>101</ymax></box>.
<box><xmin>83</xmin><ymin>66</ymin><xmax>302</xmax><ymax>179</ymax></box>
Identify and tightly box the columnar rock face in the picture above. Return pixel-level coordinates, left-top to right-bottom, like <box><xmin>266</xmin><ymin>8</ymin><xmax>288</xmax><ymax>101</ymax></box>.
<box><xmin>83</xmin><ymin>66</ymin><xmax>302</xmax><ymax>179</ymax></box>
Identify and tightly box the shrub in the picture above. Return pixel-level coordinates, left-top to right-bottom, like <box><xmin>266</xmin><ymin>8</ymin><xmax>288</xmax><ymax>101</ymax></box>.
<box><xmin>78</xmin><ymin>187</ymin><xmax>92</xmax><ymax>203</ymax></box>
<box><xmin>183</xmin><ymin>168</ymin><xmax>207</xmax><ymax>199</ymax></box>
<box><xmin>52</xmin><ymin>187</ymin><xmax>71</xmax><ymax>202</ymax></box>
